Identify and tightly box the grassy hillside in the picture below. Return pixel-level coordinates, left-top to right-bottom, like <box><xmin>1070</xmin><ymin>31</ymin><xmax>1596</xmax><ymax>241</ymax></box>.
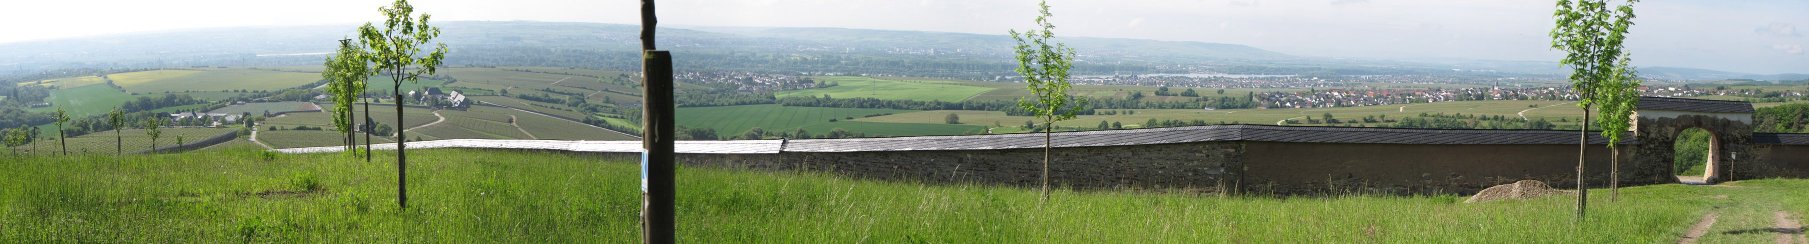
<box><xmin>775</xmin><ymin>76</ymin><xmax>995</xmax><ymax>102</ymax></box>
<box><xmin>110</xmin><ymin>69</ymin><xmax>320</xmax><ymax>94</ymax></box>
<box><xmin>3</xmin><ymin>149</ymin><xmax>1804</xmax><ymax>242</ymax></box>
<box><xmin>30</xmin><ymin>84</ymin><xmax>131</xmax><ymax>118</ymax></box>
<box><xmin>13</xmin><ymin>127</ymin><xmax>238</xmax><ymax>156</ymax></box>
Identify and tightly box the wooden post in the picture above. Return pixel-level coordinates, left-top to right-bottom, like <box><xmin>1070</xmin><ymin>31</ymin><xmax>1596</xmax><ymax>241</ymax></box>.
<box><xmin>641</xmin><ymin>51</ymin><xmax>675</xmax><ymax>243</ymax></box>
<box><xmin>640</xmin><ymin>0</ymin><xmax>675</xmax><ymax>243</ymax></box>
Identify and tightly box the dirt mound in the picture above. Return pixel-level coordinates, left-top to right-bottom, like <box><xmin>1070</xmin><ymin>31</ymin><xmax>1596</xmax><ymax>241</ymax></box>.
<box><xmin>1465</xmin><ymin>180</ymin><xmax>1567</xmax><ymax>203</ymax></box>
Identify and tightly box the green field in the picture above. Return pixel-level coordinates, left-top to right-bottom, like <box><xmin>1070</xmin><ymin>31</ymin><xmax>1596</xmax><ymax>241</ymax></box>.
<box><xmin>4</xmin><ymin>149</ymin><xmax>1807</xmax><ymax>242</ymax></box>
<box><xmin>15</xmin><ymin>127</ymin><xmax>238</xmax><ymax>156</ymax></box>
<box><xmin>408</xmin><ymin>106</ymin><xmax>634</xmax><ymax>141</ymax></box>
<box><xmin>468</xmin><ymin>95</ymin><xmax>590</xmax><ymax>120</ymax></box>
<box><xmin>110</xmin><ymin>69</ymin><xmax>321</xmax><ymax>94</ymax></box>
<box><xmin>21</xmin><ymin>76</ymin><xmax>107</xmax><ymax>88</ymax></box>
<box><xmin>257</xmin><ymin>130</ymin><xmax>396</xmax><ymax>149</ymax></box>
<box><xmin>262</xmin><ymin>109</ymin><xmax>438</xmax><ymax>132</ymax></box>
<box><xmin>209</xmin><ymin>102</ymin><xmax>322</xmax><ymax>115</ymax></box>
<box><xmin>858</xmin><ymin>100</ymin><xmax>1585</xmax><ymax>132</ymax></box>
<box><xmin>676</xmin><ymin>104</ymin><xmax>984</xmax><ymax>138</ymax></box>
<box><xmin>775</xmin><ymin>76</ymin><xmax>996</xmax><ymax>102</ymax></box>
<box><xmin>966</xmin><ymin>83</ymin><xmax>1300</xmax><ymax>103</ymax></box>
<box><xmin>31</xmin><ymin>84</ymin><xmax>132</xmax><ymax>118</ymax></box>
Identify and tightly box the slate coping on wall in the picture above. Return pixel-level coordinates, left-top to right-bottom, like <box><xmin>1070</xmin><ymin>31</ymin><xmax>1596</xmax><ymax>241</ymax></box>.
<box><xmin>1638</xmin><ymin>96</ymin><xmax>1755</xmax><ymax>113</ymax></box>
<box><xmin>783</xmin><ymin>125</ymin><xmax>1634</xmax><ymax>152</ymax></box>
<box><xmin>272</xmin><ymin>125</ymin><xmax>1649</xmax><ymax>154</ymax></box>
<box><xmin>1753</xmin><ymin>133</ymin><xmax>1809</xmax><ymax>145</ymax></box>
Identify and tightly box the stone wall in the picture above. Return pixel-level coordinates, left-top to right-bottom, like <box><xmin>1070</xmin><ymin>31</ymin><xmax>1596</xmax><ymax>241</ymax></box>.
<box><xmin>1743</xmin><ymin>144</ymin><xmax>1809</xmax><ymax>179</ymax></box>
<box><xmin>679</xmin><ymin>142</ymin><xmax>1245</xmax><ymax>192</ymax></box>
<box><xmin>1240</xmin><ymin>142</ymin><xmax>1624</xmax><ymax>195</ymax></box>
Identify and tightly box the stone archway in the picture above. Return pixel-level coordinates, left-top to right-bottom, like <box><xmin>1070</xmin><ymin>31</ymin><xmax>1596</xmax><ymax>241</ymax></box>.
<box><xmin>1626</xmin><ymin>97</ymin><xmax>1755</xmax><ymax>185</ymax></box>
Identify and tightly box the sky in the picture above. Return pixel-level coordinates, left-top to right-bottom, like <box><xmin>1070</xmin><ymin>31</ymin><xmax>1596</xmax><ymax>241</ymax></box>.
<box><xmin>1</xmin><ymin>0</ymin><xmax>1803</xmax><ymax>74</ymax></box>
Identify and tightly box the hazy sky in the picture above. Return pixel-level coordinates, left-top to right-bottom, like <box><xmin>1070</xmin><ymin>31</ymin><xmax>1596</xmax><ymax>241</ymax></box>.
<box><xmin>2</xmin><ymin>0</ymin><xmax>1803</xmax><ymax>74</ymax></box>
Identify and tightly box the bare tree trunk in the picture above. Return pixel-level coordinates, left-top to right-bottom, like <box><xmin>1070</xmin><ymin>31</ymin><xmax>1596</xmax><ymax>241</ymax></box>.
<box><xmin>116</xmin><ymin>129</ymin><xmax>121</xmax><ymax>157</ymax></box>
<box><xmin>1610</xmin><ymin>147</ymin><xmax>1619</xmax><ymax>202</ymax></box>
<box><xmin>395</xmin><ymin>76</ymin><xmax>408</xmax><ymax>209</ymax></box>
<box><xmin>1576</xmin><ymin>107</ymin><xmax>1589</xmax><ymax>220</ymax></box>
<box><xmin>364</xmin><ymin>96</ymin><xmax>372</xmax><ymax>162</ymax></box>
<box><xmin>1041</xmin><ymin>118</ymin><xmax>1052</xmax><ymax>202</ymax></box>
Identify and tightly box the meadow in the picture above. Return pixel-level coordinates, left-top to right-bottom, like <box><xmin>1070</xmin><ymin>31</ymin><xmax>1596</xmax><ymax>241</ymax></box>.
<box><xmin>2</xmin><ymin>149</ymin><xmax>1802</xmax><ymax>242</ymax></box>
<box><xmin>675</xmin><ymin>104</ymin><xmax>985</xmax><ymax>138</ymax></box>
<box><xmin>11</xmin><ymin>127</ymin><xmax>239</xmax><ymax>156</ymax></box>
<box><xmin>30</xmin><ymin>84</ymin><xmax>131</xmax><ymax>118</ymax></box>
<box><xmin>20</xmin><ymin>76</ymin><xmax>107</xmax><ymax>89</ymax></box>
<box><xmin>109</xmin><ymin>69</ymin><xmax>321</xmax><ymax>94</ymax></box>
<box><xmin>208</xmin><ymin>102</ymin><xmax>322</xmax><ymax>115</ymax></box>
<box><xmin>776</xmin><ymin>76</ymin><xmax>996</xmax><ymax>102</ymax></box>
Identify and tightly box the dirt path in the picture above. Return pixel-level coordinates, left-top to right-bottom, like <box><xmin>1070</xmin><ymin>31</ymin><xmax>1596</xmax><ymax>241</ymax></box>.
<box><xmin>1517</xmin><ymin>102</ymin><xmax>1572</xmax><ymax>120</ymax></box>
<box><xmin>247</xmin><ymin>123</ymin><xmax>275</xmax><ymax>150</ymax></box>
<box><xmin>510</xmin><ymin>115</ymin><xmax>538</xmax><ymax>139</ymax></box>
<box><xmin>405</xmin><ymin>110</ymin><xmax>447</xmax><ymax>132</ymax></box>
<box><xmin>549</xmin><ymin>77</ymin><xmax>570</xmax><ymax>86</ymax></box>
<box><xmin>1276</xmin><ymin>115</ymin><xmax>1307</xmax><ymax>126</ymax></box>
<box><xmin>1681</xmin><ymin>212</ymin><xmax>1719</xmax><ymax>244</ymax></box>
<box><xmin>1776</xmin><ymin>211</ymin><xmax>1806</xmax><ymax>244</ymax></box>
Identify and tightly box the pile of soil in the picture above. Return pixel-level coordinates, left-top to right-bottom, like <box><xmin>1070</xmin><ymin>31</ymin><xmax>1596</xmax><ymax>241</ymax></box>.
<box><xmin>1465</xmin><ymin>180</ymin><xmax>1567</xmax><ymax>203</ymax></box>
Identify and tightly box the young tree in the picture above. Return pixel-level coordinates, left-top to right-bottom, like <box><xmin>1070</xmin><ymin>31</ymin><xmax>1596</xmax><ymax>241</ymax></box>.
<box><xmin>1011</xmin><ymin>0</ymin><xmax>1088</xmax><ymax>201</ymax></box>
<box><xmin>110</xmin><ymin>108</ymin><xmax>125</xmax><ymax>156</ymax></box>
<box><xmin>54</xmin><ymin>107</ymin><xmax>69</xmax><ymax>156</ymax></box>
<box><xmin>1597</xmin><ymin>56</ymin><xmax>1641</xmax><ymax>202</ymax></box>
<box><xmin>324</xmin><ymin>38</ymin><xmax>371</xmax><ymax>154</ymax></box>
<box><xmin>1551</xmin><ymin>0</ymin><xmax>1640</xmax><ymax>219</ymax></box>
<box><xmin>144</xmin><ymin>117</ymin><xmax>163</xmax><ymax>153</ymax></box>
<box><xmin>945</xmin><ymin>113</ymin><xmax>961</xmax><ymax>124</ymax></box>
<box><xmin>4</xmin><ymin>127</ymin><xmax>20</xmax><ymax>156</ymax></box>
<box><xmin>359</xmin><ymin>0</ymin><xmax>448</xmax><ymax>209</ymax></box>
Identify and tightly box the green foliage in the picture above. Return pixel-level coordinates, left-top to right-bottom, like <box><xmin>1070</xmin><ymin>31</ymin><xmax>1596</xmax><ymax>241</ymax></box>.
<box><xmin>143</xmin><ymin>116</ymin><xmax>163</xmax><ymax>153</ymax></box>
<box><xmin>1011</xmin><ymin>1</ymin><xmax>1088</xmax><ymax>132</ymax></box>
<box><xmin>1753</xmin><ymin>103</ymin><xmax>1809</xmax><ymax>133</ymax></box>
<box><xmin>1552</xmin><ymin>0</ymin><xmax>1643</xmax><ymax>148</ymax></box>
<box><xmin>1673</xmin><ymin>128</ymin><xmax>1711</xmax><ymax>175</ymax></box>
<box><xmin>324</xmin><ymin>40</ymin><xmax>372</xmax><ymax>141</ymax></box>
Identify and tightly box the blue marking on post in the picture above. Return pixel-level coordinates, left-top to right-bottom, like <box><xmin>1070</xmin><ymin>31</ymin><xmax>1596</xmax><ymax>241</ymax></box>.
<box><xmin>641</xmin><ymin>151</ymin><xmax>649</xmax><ymax>193</ymax></box>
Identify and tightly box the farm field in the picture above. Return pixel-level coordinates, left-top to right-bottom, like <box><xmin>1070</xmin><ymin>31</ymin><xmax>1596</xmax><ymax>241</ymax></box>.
<box><xmin>775</xmin><ymin>76</ymin><xmax>995</xmax><ymax>102</ymax></box>
<box><xmin>109</xmin><ymin>69</ymin><xmax>320</xmax><ymax>94</ymax></box>
<box><xmin>4</xmin><ymin>149</ymin><xmax>1805</xmax><ymax>242</ymax></box>
<box><xmin>30</xmin><ymin>84</ymin><xmax>131</xmax><ymax>118</ymax></box>
<box><xmin>14</xmin><ymin>127</ymin><xmax>239</xmax><ymax>156</ymax></box>
<box><xmin>860</xmin><ymin>100</ymin><xmax>1586</xmax><ymax>131</ymax></box>
<box><xmin>257</xmin><ymin>130</ymin><xmax>396</xmax><ymax>149</ymax></box>
<box><xmin>675</xmin><ymin>104</ymin><xmax>978</xmax><ymax>138</ymax></box>
<box><xmin>20</xmin><ymin>75</ymin><xmax>107</xmax><ymax>88</ymax></box>
<box><xmin>469</xmin><ymin>95</ymin><xmax>590</xmax><ymax>120</ymax></box>
<box><xmin>966</xmin><ymin>83</ymin><xmax>1302</xmax><ymax>103</ymax></box>
<box><xmin>364</xmin><ymin>75</ymin><xmax>448</xmax><ymax>94</ymax></box>
<box><xmin>209</xmin><ymin>102</ymin><xmax>322</xmax><ymax>115</ymax></box>
<box><xmin>261</xmin><ymin>109</ymin><xmax>438</xmax><ymax>131</ymax></box>
<box><xmin>407</xmin><ymin>106</ymin><xmax>633</xmax><ymax>141</ymax></box>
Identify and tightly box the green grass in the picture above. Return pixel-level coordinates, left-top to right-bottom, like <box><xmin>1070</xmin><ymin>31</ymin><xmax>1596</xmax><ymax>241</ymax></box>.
<box><xmin>111</xmin><ymin>69</ymin><xmax>321</xmax><ymax>94</ymax></box>
<box><xmin>263</xmin><ymin>109</ymin><xmax>438</xmax><ymax>132</ymax></box>
<box><xmin>208</xmin><ymin>102</ymin><xmax>322</xmax><ymax>115</ymax></box>
<box><xmin>775</xmin><ymin>76</ymin><xmax>995</xmax><ymax>102</ymax></box>
<box><xmin>966</xmin><ymin>83</ymin><xmax>1302</xmax><ymax>103</ymax></box>
<box><xmin>15</xmin><ymin>127</ymin><xmax>238</xmax><ymax>156</ymax></box>
<box><xmin>30</xmin><ymin>84</ymin><xmax>132</xmax><ymax>118</ymax></box>
<box><xmin>676</xmin><ymin>104</ymin><xmax>986</xmax><ymax>137</ymax></box>
<box><xmin>3</xmin><ymin>149</ymin><xmax>1806</xmax><ymax>242</ymax></box>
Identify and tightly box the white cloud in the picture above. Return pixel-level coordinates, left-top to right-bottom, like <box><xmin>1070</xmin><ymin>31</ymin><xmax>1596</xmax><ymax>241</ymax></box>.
<box><xmin>1756</xmin><ymin>22</ymin><xmax>1800</xmax><ymax>37</ymax></box>
<box><xmin>1775</xmin><ymin>44</ymin><xmax>1805</xmax><ymax>55</ymax></box>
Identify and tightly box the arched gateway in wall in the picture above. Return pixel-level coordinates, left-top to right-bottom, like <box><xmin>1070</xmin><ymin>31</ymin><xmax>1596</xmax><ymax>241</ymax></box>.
<box><xmin>1628</xmin><ymin>96</ymin><xmax>1754</xmax><ymax>184</ymax></box>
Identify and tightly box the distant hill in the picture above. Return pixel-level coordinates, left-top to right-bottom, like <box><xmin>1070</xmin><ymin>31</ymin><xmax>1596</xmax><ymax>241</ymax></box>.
<box><xmin>0</xmin><ymin>21</ymin><xmax>1788</xmax><ymax>81</ymax></box>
